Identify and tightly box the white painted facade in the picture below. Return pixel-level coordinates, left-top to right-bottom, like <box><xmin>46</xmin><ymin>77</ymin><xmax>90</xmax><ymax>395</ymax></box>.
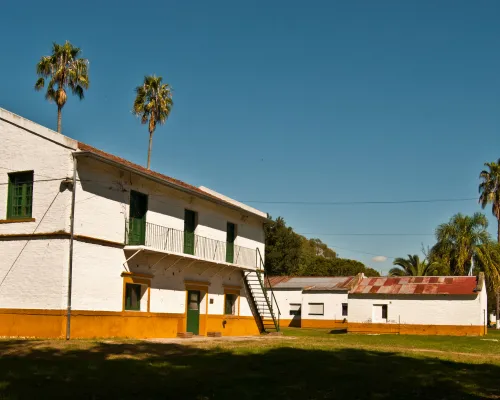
<box><xmin>348</xmin><ymin>289</ymin><xmax>487</xmax><ymax>327</ymax></box>
<box><xmin>302</xmin><ymin>291</ymin><xmax>349</xmax><ymax>322</ymax></box>
<box><xmin>0</xmin><ymin>107</ymin><xmax>268</xmax><ymax>337</ymax></box>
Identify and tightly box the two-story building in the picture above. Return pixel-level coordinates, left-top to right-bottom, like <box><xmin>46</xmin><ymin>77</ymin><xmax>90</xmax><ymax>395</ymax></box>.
<box><xmin>0</xmin><ymin>107</ymin><xmax>279</xmax><ymax>339</ymax></box>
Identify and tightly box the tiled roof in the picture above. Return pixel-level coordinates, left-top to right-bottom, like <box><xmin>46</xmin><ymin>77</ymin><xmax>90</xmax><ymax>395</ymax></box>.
<box><xmin>76</xmin><ymin>142</ymin><xmax>267</xmax><ymax>220</ymax></box>
<box><xmin>267</xmin><ymin>276</ymin><xmax>355</xmax><ymax>291</ymax></box>
<box><xmin>350</xmin><ymin>276</ymin><xmax>479</xmax><ymax>296</ymax></box>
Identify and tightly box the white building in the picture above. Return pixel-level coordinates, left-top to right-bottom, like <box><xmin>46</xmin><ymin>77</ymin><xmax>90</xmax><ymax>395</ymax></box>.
<box><xmin>268</xmin><ymin>274</ymin><xmax>487</xmax><ymax>336</ymax></box>
<box><xmin>267</xmin><ymin>276</ymin><xmax>357</xmax><ymax>329</ymax></box>
<box><xmin>0</xmin><ymin>107</ymin><xmax>279</xmax><ymax>339</ymax></box>
<box><xmin>348</xmin><ymin>274</ymin><xmax>487</xmax><ymax>336</ymax></box>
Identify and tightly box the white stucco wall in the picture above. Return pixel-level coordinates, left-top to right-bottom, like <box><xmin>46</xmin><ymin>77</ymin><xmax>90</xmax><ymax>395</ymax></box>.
<box><xmin>71</xmin><ymin>243</ymin><xmax>252</xmax><ymax>316</ymax></box>
<box><xmin>0</xmin><ymin>239</ymin><xmax>69</xmax><ymax>309</ymax></box>
<box><xmin>272</xmin><ymin>289</ymin><xmax>304</xmax><ymax>319</ymax></box>
<box><xmin>74</xmin><ymin>157</ymin><xmax>265</xmax><ymax>267</ymax></box>
<box><xmin>302</xmin><ymin>291</ymin><xmax>349</xmax><ymax>321</ymax></box>
<box><xmin>0</xmin><ymin>109</ymin><xmax>76</xmax><ymax>235</ymax></box>
<box><xmin>348</xmin><ymin>294</ymin><xmax>484</xmax><ymax>326</ymax></box>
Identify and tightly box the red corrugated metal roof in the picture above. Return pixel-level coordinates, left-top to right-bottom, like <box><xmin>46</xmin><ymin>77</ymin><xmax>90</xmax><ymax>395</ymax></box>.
<box><xmin>77</xmin><ymin>142</ymin><xmax>266</xmax><ymax>219</ymax></box>
<box><xmin>351</xmin><ymin>276</ymin><xmax>479</xmax><ymax>296</ymax></box>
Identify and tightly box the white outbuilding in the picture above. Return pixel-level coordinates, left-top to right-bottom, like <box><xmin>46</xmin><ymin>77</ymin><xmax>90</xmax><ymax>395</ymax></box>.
<box><xmin>267</xmin><ymin>276</ymin><xmax>357</xmax><ymax>329</ymax></box>
<box><xmin>348</xmin><ymin>274</ymin><xmax>487</xmax><ymax>336</ymax></box>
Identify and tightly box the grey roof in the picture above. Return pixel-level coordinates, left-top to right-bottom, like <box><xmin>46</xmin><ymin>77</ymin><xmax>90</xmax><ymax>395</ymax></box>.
<box><xmin>267</xmin><ymin>276</ymin><xmax>355</xmax><ymax>291</ymax></box>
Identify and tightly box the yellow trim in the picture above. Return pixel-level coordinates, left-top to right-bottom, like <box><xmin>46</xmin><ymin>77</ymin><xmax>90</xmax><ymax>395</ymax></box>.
<box><xmin>121</xmin><ymin>271</ymin><xmax>153</xmax><ymax>279</ymax></box>
<box><xmin>184</xmin><ymin>280</ymin><xmax>210</xmax><ymax>287</ymax></box>
<box><xmin>0</xmin><ymin>218</ymin><xmax>36</xmax><ymax>224</ymax></box>
<box><xmin>0</xmin><ymin>308</ymin><xmax>261</xmax><ymax>339</ymax></box>
<box><xmin>122</xmin><ymin>275</ymin><xmax>151</xmax><ymax>312</ymax></box>
<box><xmin>222</xmin><ymin>284</ymin><xmax>241</xmax><ymax>290</ymax></box>
<box><xmin>348</xmin><ymin>322</ymin><xmax>485</xmax><ymax>336</ymax></box>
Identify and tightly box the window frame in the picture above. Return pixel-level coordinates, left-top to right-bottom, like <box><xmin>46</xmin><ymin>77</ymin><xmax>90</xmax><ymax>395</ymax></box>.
<box><xmin>124</xmin><ymin>283</ymin><xmax>142</xmax><ymax>311</ymax></box>
<box><xmin>289</xmin><ymin>303</ymin><xmax>301</xmax><ymax>316</ymax></box>
<box><xmin>122</xmin><ymin>273</ymin><xmax>151</xmax><ymax>312</ymax></box>
<box><xmin>7</xmin><ymin>171</ymin><xmax>34</xmax><ymax>220</ymax></box>
<box><xmin>308</xmin><ymin>302</ymin><xmax>324</xmax><ymax>316</ymax></box>
<box><xmin>342</xmin><ymin>303</ymin><xmax>348</xmax><ymax>317</ymax></box>
<box><xmin>223</xmin><ymin>289</ymin><xmax>240</xmax><ymax>316</ymax></box>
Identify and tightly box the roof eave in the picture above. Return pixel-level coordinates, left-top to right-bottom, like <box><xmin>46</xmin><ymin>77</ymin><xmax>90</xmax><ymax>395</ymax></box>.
<box><xmin>74</xmin><ymin>151</ymin><xmax>270</xmax><ymax>223</ymax></box>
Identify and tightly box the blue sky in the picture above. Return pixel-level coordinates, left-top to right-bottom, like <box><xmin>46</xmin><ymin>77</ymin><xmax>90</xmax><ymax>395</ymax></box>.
<box><xmin>1</xmin><ymin>0</ymin><xmax>499</xmax><ymax>273</ymax></box>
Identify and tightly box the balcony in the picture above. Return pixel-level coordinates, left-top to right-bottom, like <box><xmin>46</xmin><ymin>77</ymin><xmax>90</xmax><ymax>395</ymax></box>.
<box><xmin>124</xmin><ymin>220</ymin><xmax>258</xmax><ymax>270</ymax></box>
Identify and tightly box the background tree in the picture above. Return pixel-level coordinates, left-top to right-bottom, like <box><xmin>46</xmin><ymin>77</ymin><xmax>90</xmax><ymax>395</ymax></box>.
<box><xmin>389</xmin><ymin>254</ymin><xmax>439</xmax><ymax>276</ymax></box>
<box><xmin>264</xmin><ymin>216</ymin><xmax>379</xmax><ymax>277</ymax></box>
<box><xmin>35</xmin><ymin>41</ymin><xmax>89</xmax><ymax>133</ymax></box>
<box><xmin>474</xmin><ymin>241</ymin><xmax>500</xmax><ymax>313</ymax></box>
<box><xmin>133</xmin><ymin>75</ymin><xmax>173</xmax><ymax>169</ymax></box>
<box><xmin>479</xmin><ymin>159</ymin><xmax>500</xmax><ymax>242</ymax></box>
<box><xmin>431</xmin><ymin>213</ymin><xmax>490</xmax><ymax>275</ymax></box>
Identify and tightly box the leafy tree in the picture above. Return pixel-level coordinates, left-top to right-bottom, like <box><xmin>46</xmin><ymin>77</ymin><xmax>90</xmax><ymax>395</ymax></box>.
<box><xmin>389</xmin><ymin>254</ymin><xmax>439</xmax><ymax>276</ymax></box>
<box><xmin>133</xmin><ymin>75</ymin><xmax>174</xmax><ymax>169</ymax></box>
<box><xmin>431</xmin><ymin>213</ymin><xmax>490</xmax><ymax>275</ymax></box>
<box><xmin>479</xmin><ymin>159</ymin><xmax>500</xmax><ymax>242</ymax></box>
<box><xmin>264</xmin><ymin>216</ymin><xmax>378</xmax><ymax>277</ymax></box>
<box><xmin>35</xmin><ymin>41</ymin><xmax>89</xmax><ymax>133</ymax></box>
<box><xmin>264</xmin><ymin>217</ymin><xmax>303</xmax><ymax>276</ymax></box>
<box><xmin>474</xmin><ymin>241</ymin><xmax>500</xmax><ymax>313</ymax></box>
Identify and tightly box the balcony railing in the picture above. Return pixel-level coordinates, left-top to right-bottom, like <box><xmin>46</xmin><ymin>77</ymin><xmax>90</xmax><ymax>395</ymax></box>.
<box><xmin>125</xmin><ymin>219</ymin><xmax>258</xmax><ymax>269</ymax></box>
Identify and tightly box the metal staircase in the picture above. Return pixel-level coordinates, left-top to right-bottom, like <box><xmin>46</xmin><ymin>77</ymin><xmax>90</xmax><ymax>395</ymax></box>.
<box><xmin>243</xmin><ymin>248</ymin><xmax>280</xmax><ymax>333</ymax></box>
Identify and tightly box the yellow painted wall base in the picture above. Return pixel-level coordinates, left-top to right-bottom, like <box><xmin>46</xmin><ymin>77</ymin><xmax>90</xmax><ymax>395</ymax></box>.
<box><xmin>71</xmin><ymin>311</ymin><xmax>185</xmax><ymax>339</ymax></box>
<box><xmin>206</xmin><ymin>315</ymin><xmax>260</xmax><ymax>336</ymax></box>
<box><xmin>279</xmin><ymin>319</ymin><xmax>301</xmax><ymax>328</ymax></box>
<box><xmin>0</xmin><ymin>309</ymin><xmax>66</xmax><ymax>338</ymax></box>
<box><xmin>0</xmin><ymin>309</ymin><xmax>260</xmax><ymax>339</ymax></box>
<box><xmin>348</xmin><ymin>322</ymin><xmax>486</xmax><ymax>336</ymax></box>
<box><xmin>301</xmin><ymin>319</ymin><xmax>348</xmax><ymax>329</ymax></box>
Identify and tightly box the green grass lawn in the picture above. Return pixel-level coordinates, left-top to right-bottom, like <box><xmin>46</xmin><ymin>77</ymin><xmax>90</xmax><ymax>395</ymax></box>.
<box><xmin>1</xmin><ymin>330</ymin><xmax>499</xmax><ymax>399</ymax></box>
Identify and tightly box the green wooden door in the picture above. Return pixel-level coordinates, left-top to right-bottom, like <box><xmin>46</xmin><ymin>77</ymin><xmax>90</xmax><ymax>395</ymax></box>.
<box><xmin>184</xmin><ymin>209</ymin><xmax>196</xmax><ymax>255</ymax></box>
<box><xmin>186</xmin><ymin>290</ymin><xmax>200</xmax><ymax>334</ymax></box>
<box><xmin>129</xmin><ymin>191</ymin><xmax>148</xmax><ymax>245</ymax></box>
<box><xmin>226</xmin><ymin>222</ymin><xmax>236</xmax><ymax>263</ymax></box>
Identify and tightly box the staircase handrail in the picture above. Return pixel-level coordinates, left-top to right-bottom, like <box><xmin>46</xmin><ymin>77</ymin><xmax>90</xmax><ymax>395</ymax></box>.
<box><xmin>257</xmin><ymin>247</ymin><xmax>281</xmax><ymax>321</ymax></box>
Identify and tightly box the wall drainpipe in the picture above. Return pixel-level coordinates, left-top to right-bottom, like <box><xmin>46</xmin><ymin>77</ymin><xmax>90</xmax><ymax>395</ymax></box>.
<box><xmin>66</xmin><ymin>154</ymin><xmax>77</xmax><ymax>340</ymax></box>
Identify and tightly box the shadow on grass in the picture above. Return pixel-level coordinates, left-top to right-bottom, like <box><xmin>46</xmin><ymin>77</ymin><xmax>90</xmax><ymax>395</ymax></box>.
<box><xmin>0</xmin><ymin>340</ymin><xmax>498</xmax><ymax>399</ymax></box>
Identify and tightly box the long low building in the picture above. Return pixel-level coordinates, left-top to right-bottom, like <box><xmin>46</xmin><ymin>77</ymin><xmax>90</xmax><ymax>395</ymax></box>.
<box><xmin>268</xmin><ymin>273</ymin><xmax>487</xmax><ymax>336</ymax></box>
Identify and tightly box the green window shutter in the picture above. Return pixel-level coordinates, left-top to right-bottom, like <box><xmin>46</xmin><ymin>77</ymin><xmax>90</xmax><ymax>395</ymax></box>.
<box><xmin>226</xmin><ymin>223</ymin><xmax>236</xmax><ymax>263</ymax></box>
<box><xmin>184</xmin><ymin>210</ymin><xmax>196</xmax><ymax>255</ymax></box>
<box><xmin>7</xmin><ymin>171</ymin><xmax>33</xmax><ymax>219</ymax></box>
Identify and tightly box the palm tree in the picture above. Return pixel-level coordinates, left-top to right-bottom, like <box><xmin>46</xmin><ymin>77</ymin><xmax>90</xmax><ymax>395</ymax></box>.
<box><xmin>35</xmin><ymin>41</ymin><xmax>89</xmax><ymax>133</ymax></box>
<box><xmin>479</xmin><ymin>159</ymin><xmax>500</xmax><ymax>242</ymax></box>
<box><xmin>474</xmin><ymin>241</ymin><xmax>500</xmax><ymax>309</ymax></box>
<box><xmin>132</xmin><ymin>75</ymin><xmax>173</xmax><ymax>169</ymax></box>
<box><xmin>432</xmin><ymin>212</ymin><xmax>490</xmax><ymax>275</ymax></box>
<box><xmin>389</xmin><ymin>254</ymin><xmax>438</xmax><ymax>276</ymax></box>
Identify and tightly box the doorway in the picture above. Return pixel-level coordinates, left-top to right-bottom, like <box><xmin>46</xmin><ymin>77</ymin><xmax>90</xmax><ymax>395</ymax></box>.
<box><xmin>186</xmin><ymin>290</ymin><xmax>200</xmax><ymax>334</ymax></box>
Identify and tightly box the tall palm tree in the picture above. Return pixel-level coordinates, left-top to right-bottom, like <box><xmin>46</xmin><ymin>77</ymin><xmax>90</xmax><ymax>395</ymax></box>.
<box><xmin>432</xmin><ymin>212</ymin><xmax>490</xmax><ymax>275</ymax></box>
<box><xmin>132</xmin><ymin>75</ymin><xmax>173</xmax><ymax>169</ymax></box>
<box><xmin>479</xmin><ymin>159</ymin><xmax>500</xmax><ymax>242</ymax></box>
<box><xmin>389</xmin><ymin>254</ymin><xmax>438</xmax><ymax>276</ymax></box>
<box><xmin>35</xmin><ymin>41</ymin><xmax>89</xmax><ymax>133</ymax></box>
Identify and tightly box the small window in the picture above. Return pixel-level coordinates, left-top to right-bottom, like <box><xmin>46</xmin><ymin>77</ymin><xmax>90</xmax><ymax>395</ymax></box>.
<box><xmin>342</xmin><ymin>303</ymin><xmax>348</xmax><ymax>317</ymax></box>
<box><xmin>7</xmin><ymin>171</ymin><xmax>34</xmax><ymax>219</ymax></box>
<box><xmin>290</xmin><ymin>303</ymin><xmax>301</xmax><ymax>316</ymax></box>
<box><xmin>308</xmin><ymin>303</ymin><xmax>324</xmax><ymax>316</ymax></box>
<box><xmin>382</xmin><ymin>304</ymin><xmax>388</xmax><ymax>319</ymax></box>
<box><xmin>225</xmin><ymin>293</ymin><xmax>237</xmax><ymax>315</ymax></box>
<box><xmin>125</xmin><ymin>283</ymin><xmax>142</xmax><ymax>311</ymax></box>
